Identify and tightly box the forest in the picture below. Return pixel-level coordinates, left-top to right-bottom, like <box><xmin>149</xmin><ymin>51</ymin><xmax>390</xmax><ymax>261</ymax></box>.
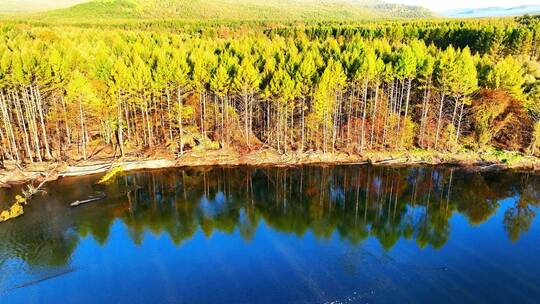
<box><xmin>0</xmin><ymin>15</ymin><xmax>539</xmax><ymax>165</ymax></box>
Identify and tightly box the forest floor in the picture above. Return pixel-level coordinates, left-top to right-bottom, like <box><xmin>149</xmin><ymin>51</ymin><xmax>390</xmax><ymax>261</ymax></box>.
<box><xmin>1</xmin><ymin>147</ymin><xmax>540</xmax><ymax>188</ymax></box>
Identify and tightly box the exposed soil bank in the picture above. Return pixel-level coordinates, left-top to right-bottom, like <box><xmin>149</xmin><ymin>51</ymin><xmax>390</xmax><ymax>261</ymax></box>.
<box><xmin>1</xmin><ymin>148</ymin><xmax>540</xmax><ymax>187</ymax></box>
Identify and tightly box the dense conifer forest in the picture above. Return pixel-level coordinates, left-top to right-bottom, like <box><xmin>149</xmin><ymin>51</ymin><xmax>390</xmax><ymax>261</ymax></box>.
<box><xmin>0</xmin><ymin>10</ymin><xmax>539</xmax><ymax>165</ymax></box>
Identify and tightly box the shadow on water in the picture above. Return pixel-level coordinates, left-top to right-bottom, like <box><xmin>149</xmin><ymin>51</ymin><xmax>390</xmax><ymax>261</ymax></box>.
<box><xmin>0</xmin><ymin>165</ymin><xmax>539</xmax><ymax>300</ymax></box>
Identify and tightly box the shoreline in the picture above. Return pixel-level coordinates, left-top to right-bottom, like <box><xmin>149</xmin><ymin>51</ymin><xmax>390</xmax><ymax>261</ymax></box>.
<box><xmin>1</xmin><ymin>148</ymin><xmax>540</xmax><ymax>187</ymax></box>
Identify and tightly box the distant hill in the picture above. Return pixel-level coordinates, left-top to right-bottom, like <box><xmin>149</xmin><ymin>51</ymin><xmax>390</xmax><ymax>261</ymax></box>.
<box><xmin>442</xmin><ymin>5</ymin><xmax>540</xmax><ymax>18</ymax></box>
<box><xmin>38</xmin><ymin>0</ymin><xmax>433</xmax><ymax>21</ymax></box>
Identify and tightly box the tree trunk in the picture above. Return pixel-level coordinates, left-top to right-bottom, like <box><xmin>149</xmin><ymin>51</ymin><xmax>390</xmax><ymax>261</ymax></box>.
<box><xmin>144</xmin><ymin>95</ymin><xmax>153</xmax><ymax>147</ymax></box>
<box><xmin>419</xmin><ymin>77</ymin><xmax>431</xmax><ymax>148</ymax></box>
<box><xmin>360</xmin><ymin>80</ymin><xmax>368</xmax><ymax>151</ymax></box>
<box><xmin>33</xmin><ymin>85</ymin><xmax>52</xmax><ymax>159</ymax></box>
<box><xmin>451</xmin><ymin>97</ymin><xmax>459</xmax><ymax>127</ymax></box>
<box><xmin>22</xmin><ymin>88</ymin><xmax>42</xmax><ymax>162</ymax></box>
<box><xmin>124</xmin><ymin>100</ymin><xmax>131</xmax><ymax>142</ymax></box>
<box><xmin>61</xmin><ymin>94</ymin><xmax>71</xmax><ymax>145</ymax></box>
<box><xmin>244</xmin><ymin>91</ymin><xmax>249</xmax><ymax>146</ymax></box>
<box><xmin>0</xmin><ymin>91</ymin><xmax>19</xmax><ymax>162</ymax></box>
<box><xmin>249</xmin><ymin>93</ymin><xmax>254</xmax><ymax>145</ymax></box>
<box><xmin>435</xmin><ymin>92</ymin><xmax>445</xmax><ymax>150</ymax></box>
<box><xmin>53</xmin><ymin>96</ymin><xmax>62</xmax><ymax>158</ymax></box>
<box><xmin>117</xmin><ymin>91</ymin><xmax>125</xmax><ymax>157</ymax></box>
<box><xmin>301</xmin><ymin>97</ymin><xmax>305</xmax><ymax>152</ymax></box>
<box><xmin>202</xmin><ymin>91</ymin><xmax>207</xmax><ymax>137</ymax></box>
<box><xmin>455</xmin><ymin>100</ymin><xmax>465</xmax><ymax>147</ymax></box>
<box><xmin>370</xmin><ymin>83</ymin><xmax>379</xmax><ymax>148</ymax></box>
<box><xmin>13</xmin><ymin>92</ymin><xmax>33</xmax><ymax>162</ymax></box>
<box><xmin>395</xmin><ymin>79</ymin><xmax>405</xmax><ymax>148</ymax></box>
<box><xmin>78</xmin><ymin>96</ymin><xmax>87</xmax><ymax>160</ymax></box>
<box><xmin>221</xmin><ymin>94</ymin><xmax>225</xmax><ymax>148</ymax></box>
<box><xmin>177</xmin><ymin>88</ymin><xmax>184</xmax><ymax>155</ymax></box>
<box><xmin>347</xmin><ymin>88</ymin><xmax>353</xmax><ymax>144</ymax></box>
<box><xmin>403</xmin><ymin>78</ymin><xmax>412</xmax><ymax>120</ymax></box>
<box><xmin>166</xmin><ymin>89</ymin><xmax>173</xmax><ymax>142</ymax></box>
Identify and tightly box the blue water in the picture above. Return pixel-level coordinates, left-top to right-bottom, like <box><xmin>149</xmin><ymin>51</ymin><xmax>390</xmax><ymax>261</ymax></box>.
<box><xmin>1</xmin><ymin>165</ymin><xmax>539</xmax><ymax>303</ymax></box>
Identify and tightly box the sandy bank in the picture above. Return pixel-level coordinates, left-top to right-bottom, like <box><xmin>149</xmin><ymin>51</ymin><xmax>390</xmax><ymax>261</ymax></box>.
<box><xmin>1</xmin><ymin>149</ymin><xmax>540</xmax><ymax>187</ymax></box>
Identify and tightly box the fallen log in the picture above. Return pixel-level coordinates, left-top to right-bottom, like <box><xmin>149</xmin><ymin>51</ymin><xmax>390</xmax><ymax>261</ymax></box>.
<box><xmin>59</xmin><ymin>164</ymin><xmax>110</xmax><ymax>177</ymax></box>
<box><xmin>374</xmin><ymin>157</ymin><xmax>408</xmax><ymax>165</ymax></box>
<box><xmin>346</xmin><ymin>161</ymin><xmax>369</xmax><ymax>165</ymax></box>
<box><xmin>70</xmin><ymin>192</ymin><xmax>107</xmax><ymax>207</ymax></box>
<box><xmin>400</xmin><ymin>160</ymin><xmax>429</xmax><ymax>165</ymax></box>
<box><xmin>477</xmin><ymin>163</ymin><xmax>503</xmax><ymax>171</ymax></box>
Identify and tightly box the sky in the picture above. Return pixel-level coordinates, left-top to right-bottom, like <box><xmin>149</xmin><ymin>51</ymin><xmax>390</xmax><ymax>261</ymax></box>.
<box><xmin>2</xmin><ymin>0</ymin><xmax>87</xmax><ymax>12</ymax></box>
<box><xmin>386</xmin><ymin>0</ymin><xmax>540</xmax><ymax>11</ymax></box>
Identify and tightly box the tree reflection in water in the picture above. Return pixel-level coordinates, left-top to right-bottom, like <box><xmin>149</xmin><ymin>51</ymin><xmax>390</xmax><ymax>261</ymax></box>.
<box><xmin>1</xmin><ymin>165</ymin><xmax>539</xmax><ymax>270</ymax></box>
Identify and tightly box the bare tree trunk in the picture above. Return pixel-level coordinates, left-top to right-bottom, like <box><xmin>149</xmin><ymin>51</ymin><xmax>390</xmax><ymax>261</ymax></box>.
<box><xmin>158</xmin><ymin>94</ymin><xmax>165</xmax><ymax>143</ymax></box>
<box><xmin>451</xmin><ymin>97</ymin><xmax>459</xmax><ymax>127</ymax></box>
<box><xmin>284</xmin><ymin>102</ymin><xmax>289</xmax><ymax>154</ymax></box>
<box><xmin>225</xmin><ymin>94</ymin><xmax>230</xmax><ymax>145</ymax></box>
<box><xmin>370</xmin><ymin>83</ymin><xmax>379</xmax><ymax>148</ymax></box>
<box><xmin>360</xmin><ymin>80</ymin><xmax>368</xmax><ymax>151</ymax></box>
<box><xmin>266</xmin><ymin>101</ymin><xmax>271</xmax><ymax>147</ymax></box>
<box><xmin>221</xmin><ymin>94</ymin><xmax>225</xmax><ymax>148</ymax></box>
<box><xmin>383</xmin><ymin>81</ymin><xmax>393</xmax><ymax>147</ymax></box>
<box><xmin>202</xmin><ymin>91</ymin><xmax>207</xmax><ymax>137</ymax></box>
<box><xmin>244</xmin><ymin>91</ymin><xmax>249</xmax><ymax>146</ymax></box>
<box><xmin>117</xmin><ymin>91</ymin><xmax>125</xmax><ymax>157</ymax></box>
<box><xmin>13</xmin><ymin>92</ymin><xmax>33</xmax><ymax>162</ymax></box>
<box><xmin>52</xmin><ymin>96</ymin><xmax>62</xmax><ymax>159</ymax></box>
<box><xmin>124</xmin><ymin>99</ymin><xmax>131</xmax><ymax>142</ymax></box>
<box><xmin>419</xmin><ymin>77</ymin><xmax>431</xmax><ymax>148</ymax></box>
<box><xmin>398</xmin><ymin>78</ymin><xmax>413</xmax><ymax>148</ymax></box>
<box><xmin>78</xmin><ymin>96</ymin><xmax>87</xmax><ymax>160</ymax></box>
<box><xmin>323</xmin><ymin>99</ymin><xmax>328</xmax><ymax>153</ymax></box>
<box><xmin>435</xmin><ymin>92</ymin><xmax>445</xmax><ymax>150</ymax></box>
<box><xmin>177</xmin><ymin>88</ymin><xmax>184</xmax><ymax>155</ymax></box>
<box><xmin>0</xmin><ymin>91</ymin><xmax>19</xmax><ymax>162</ymax></box>
<box><xmin>33</xmin><ymin>85</ymin><xmax>52</xmax><ymax>159</ymax></box>
<box><xmin>455</xmin><ymin>100</ymin><xmax>465</xmax><ymax>147</ymax></box>
<box><xmin>199</xmin><ymin>91</ymin><xmax>204</xmax><ymax>138</ymax></box>
<box><xmin>332</xmin><ymin>91</ymin><xmax>339</xmax><ymax>153</ymax></box>
<box><xmin>0</xmin><ymin>95</ymin><xmax>10</xmax><ymax>161</ymax></box>
<box><xmin>143</xmin><ymin>95</ymin><xmax>153</xmax><ymax>147</ymax></box>
<box><xmin>61</xmin><ymin>94</ymin><xmax>71</xmax><ymax>145</ymax></box>
<box><xmin>249</xmin><ymin>93</ymin><xmax>257</xmax><ymax>146</ymax></box>
<box><xmin>347</xmin><ymin>88</ymin><xmax>353</xmax><ymax>144</ymax></box>
<box><xmin>166</xmin><ymin>89</ymin><xmax>173</xmax><ymax>142</ymax></box>
<box><xmin>300</xmin><ymin>97</ymin><xmax>305</xmax><ymax>152</ymax></box>
<box><xmin>22</xmin><ymin>88</ymin><xmax>42</xmax><ymax>162</ymax></box>
<box><xmin>403</xmin><ymin>78</ymin><xmax>412</xmax><ymax>121</ymax></box>
<box><xmin>153</xmin><ymin>95</ymin><xmax>160</xmax><ymax>144</ymax></box>
<box><xmin>395</xmin><ymin>79</ymin><xmax>405</xmax><ymax>148</ymax></box>
<box><xmin>130</xmin><ymin>104</ymin><xmax>138</xmax><ymax>145</ymax></box>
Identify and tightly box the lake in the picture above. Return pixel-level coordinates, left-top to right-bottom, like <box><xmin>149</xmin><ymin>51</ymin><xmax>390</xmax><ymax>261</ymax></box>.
<box><xmin>1</xmin><ymin>165</ymin><xmax>540</xmax><ymax>303</ymax></box>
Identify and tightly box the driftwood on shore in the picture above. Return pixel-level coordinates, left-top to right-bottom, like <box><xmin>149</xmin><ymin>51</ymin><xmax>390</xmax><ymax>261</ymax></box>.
<box><xmin>59</xmin><ymin>164</ymin><xmax>111</xmax><ymax>177</ymax></box>
<box><xmin>59</xmin><ymin>160</ymin><xmax>176</xmax><ymax>178</ymax></box>
<box><xmin>70</xmin><ymin>192</ymin><xmax>107</xmax><ymax>207</ymax></box>
<box><xmin>371</xmin><ymin>157</ymin><xmax>408</xmax><ymax>165</ymax></box>
<box><xmin>476</xmin><ymin>163</ymin><xmax>504</xmax><ymax>171</ymax></box>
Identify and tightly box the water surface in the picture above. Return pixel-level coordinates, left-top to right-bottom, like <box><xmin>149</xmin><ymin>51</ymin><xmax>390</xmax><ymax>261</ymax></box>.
<box><xmin>1</xmin><ymin>165</ymin><xmax>540</xmax><ymax>303</ymax></box>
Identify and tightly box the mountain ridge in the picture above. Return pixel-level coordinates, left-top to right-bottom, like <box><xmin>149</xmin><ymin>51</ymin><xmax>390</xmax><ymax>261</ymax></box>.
<box><xmin>35</xmin><ymin>0</ymin><xmax>434</xmax><ymax>21</ymax></box>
